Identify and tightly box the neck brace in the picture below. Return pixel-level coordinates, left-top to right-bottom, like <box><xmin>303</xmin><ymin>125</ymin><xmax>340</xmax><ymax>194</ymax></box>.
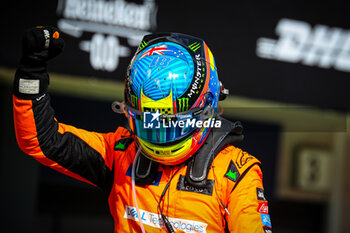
<box><xmin>134</xmin><ymin>116</ymin><xmax>244</xmax><ymax>187</ymax></box>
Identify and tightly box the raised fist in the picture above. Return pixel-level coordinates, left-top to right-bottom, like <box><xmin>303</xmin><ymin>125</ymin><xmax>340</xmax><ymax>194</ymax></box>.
<box><xmin>14</xmin><ymin>26</ymin><xmax>65</xmax><ymax>99</ymax></box>
<box><xmin>21</xmin><ymin>26</ymin><xmax>65</xmax><ymax>66</ymax></box>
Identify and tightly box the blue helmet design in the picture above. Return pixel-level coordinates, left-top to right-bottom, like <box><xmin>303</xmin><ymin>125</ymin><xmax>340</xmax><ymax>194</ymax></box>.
<box><xmin>123</xmin><ymin>32</ymin><xmax>222</xmax><ymax>165</ymax></box>
<box><xmin>131</xmin><ymin>42</ymin><xmax>194</xmax><ymax>101</ymax></box>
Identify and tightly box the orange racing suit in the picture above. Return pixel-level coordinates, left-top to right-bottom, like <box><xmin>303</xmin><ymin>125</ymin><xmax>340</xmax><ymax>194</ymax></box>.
<box><xmin>13</xmin><ymin>92</ymin><xmax>272</xmax><ymax>233</ymax></box>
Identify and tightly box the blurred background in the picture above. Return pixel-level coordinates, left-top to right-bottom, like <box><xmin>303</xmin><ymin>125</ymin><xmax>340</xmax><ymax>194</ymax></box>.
<box><xmin>0</xmin><ymin>0</ymin><xmax>349</xmax><ymax>232</ymax></box>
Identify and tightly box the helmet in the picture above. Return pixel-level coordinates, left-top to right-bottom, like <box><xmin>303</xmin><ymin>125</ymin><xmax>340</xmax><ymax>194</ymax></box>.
<box><xmin>123</xmin><ymin>33</ymin><xmax>221</xmax><ymax>165</ymax></box>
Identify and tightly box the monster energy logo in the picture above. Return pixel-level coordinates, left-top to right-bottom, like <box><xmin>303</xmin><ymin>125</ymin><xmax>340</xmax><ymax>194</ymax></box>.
<box><xmin>139</xmin><ymin>40</ymin><xmax>148</xmax><ymax>51</ymax></box>
<box><xmin>178</xmin><ymin>97</ymin><xmax>189</xmax><ymax>112</ymax></box>
<box><xmin>130</xmin><ymin>95</ymin><xmax>138</xmax><ymax>108</ymax></box>
<box><xmin>188</xmin><ymin>42</ymin><xmax>201</xmax><ymax>52</ymax></box>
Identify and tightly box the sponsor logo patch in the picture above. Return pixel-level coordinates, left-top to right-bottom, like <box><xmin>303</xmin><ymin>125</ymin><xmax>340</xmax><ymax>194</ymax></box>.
<box><xmin>258</xmin><ymin>202</ymin><xmax>269</xmax><ymax>214</ymax></box>
<box><xmin>257</xmin><ymin>188</ymin><xmax>267</xmax><ymax>201</ymax></box>
<box><xmin>124</xmin><ymin>205</ymin><xmax>208</xmax><ymax>233</ymax></box>
<box><xmin>224</xmin><ymin>160</ymin><xmax>240</xmax><ymax>182</ymax></box>
<box><xmin>114</xmin><ymin>138</ymin><xmax>133</xmax><ymax>151</ymax></box>
<box><xmin>261</xmin><ymin>213</ymin><xmax>272</xmax><ymax>228</ymax></box>
<box><xmin>177</xmin><ymin>175</ymin><xmax>214</xmax><ymax>196</ymax></box>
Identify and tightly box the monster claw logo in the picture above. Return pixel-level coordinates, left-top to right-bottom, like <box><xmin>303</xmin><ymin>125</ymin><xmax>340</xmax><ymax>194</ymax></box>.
<box><xmin>188</xmin><ymin>42</ymin><xmax>201</xmax><ymax>52</ymax></box>
<box><xmin>139</xmin><ymin>40</ymin><xmax>148</xmax><ymax>51</ymax></box>
<box><xmin>178</xmin><ymin>97</ymin><xmax>189</xmax><ymax>112</ymax></box>
<box><xmin>130</xmin><ymin>95</ymin><xmax>138</xmax><ymax>108</ymax></box>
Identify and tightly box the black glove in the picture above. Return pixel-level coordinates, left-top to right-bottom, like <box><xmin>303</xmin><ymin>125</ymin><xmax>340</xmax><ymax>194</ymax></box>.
<box><xmin>14</xmin><ymin>26</ymin><xmax>65</xmax><ymax>99</ymax></box>
<box><xmin>20</xmin><ymin>26</ymin><xmax>64</xmax><ymax>67</ymax></box>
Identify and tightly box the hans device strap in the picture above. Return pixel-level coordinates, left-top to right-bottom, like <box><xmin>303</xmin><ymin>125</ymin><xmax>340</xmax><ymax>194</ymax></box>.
<box><xmin>185</xmin><ymin>117</ymin><xmax>244</xmax><ymax>188</ymax></box>
<box><xmin>134</xmin><ymin>153</ymin><xmax>159</xmax><ymax>186</ymax></box>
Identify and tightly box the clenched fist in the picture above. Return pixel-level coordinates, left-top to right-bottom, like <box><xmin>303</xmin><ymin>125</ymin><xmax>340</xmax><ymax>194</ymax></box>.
<box><xmin>14</xmin><ymin>26</ymin><xmax>65</xmax><ymax>99</ymax></box>
<box><xmin>21</xmin><ymin>26</ymin><xmax>65</xmax><ymax>67</ymax></box>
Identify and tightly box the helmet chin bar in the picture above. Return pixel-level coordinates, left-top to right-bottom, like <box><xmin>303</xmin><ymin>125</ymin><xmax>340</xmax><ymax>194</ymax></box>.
<box><xmin>135</xmin><ymin>133</ymin><xmax>197</xmax><ymax>166</ymax></box>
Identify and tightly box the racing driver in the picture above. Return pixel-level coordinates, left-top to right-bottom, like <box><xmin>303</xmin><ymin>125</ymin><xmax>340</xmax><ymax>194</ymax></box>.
<box><xmin>13</xmin><ymin>26</ymin><xmax>272</xmax><ymax>233</ymax></box>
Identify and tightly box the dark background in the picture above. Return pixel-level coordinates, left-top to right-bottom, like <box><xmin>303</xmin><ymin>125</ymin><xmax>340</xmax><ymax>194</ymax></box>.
<box><xmin>1</xmin><ymin>0</ymin><xmax>350</xmax><ymax>110</ymax></box>
<box><xmin>1</xmin><ymin>0</ymin><xmax>347</xmax><ymax>232</ymax></box>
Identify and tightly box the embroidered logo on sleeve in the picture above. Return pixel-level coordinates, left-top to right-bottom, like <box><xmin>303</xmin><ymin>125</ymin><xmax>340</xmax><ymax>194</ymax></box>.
<box><xmin>224</xmin><ymin>160</ymin><xmax>240</xmax><ymax>182</ymax></box>
<box><xmin>114</xmin><ymin>138</ymin><xmax>133</xmax><ymax>151</ymax></box>
<box><xmin>261</xmin><ymin>213</ymin><xmax>272</xmax><ymax>228</ymax></box>
<box><xmin>257</xmin><ymin>188</ymin><xmax>267</xmax><ymax>201</ymax></box>
<box><xmin>258</xmin><ymin>202</ymin><xmax>269</xmax><ymax>214</ymax></box>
